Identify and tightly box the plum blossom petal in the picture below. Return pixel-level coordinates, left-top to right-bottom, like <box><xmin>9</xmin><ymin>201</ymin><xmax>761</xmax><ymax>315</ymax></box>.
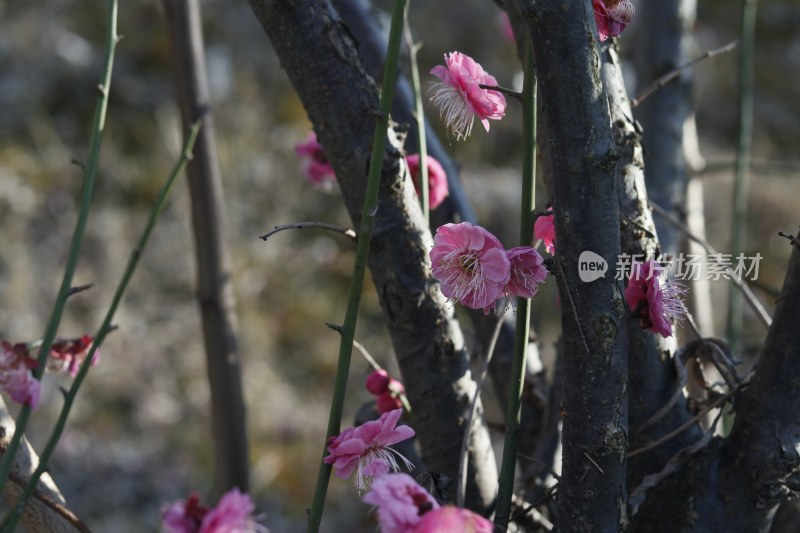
<box><xmin>624</xmin><ymin>259</ymin><xmax>686</xmax><ymax>338</ymax></box>
<box><xmin>295</xmin><ymin>132</ymin><xmax>336</xmax><ymax>186</ymax></box>
<box><xmin>429</xmin><ymin>52</ymin><xmax>506</xmax><ymax>140</ymax></box>
<box><xmin>49</xmin><ymin>334</ymin><xmax>99</xmax><ymax>377</ymax></box>
<box><xmin>533</xmin><ymin>209</ymin><xmax>556</xmax><ymax>255</ymax></box>
<box><xmin>161</xmin><ymin>489</ymin><xmax>267</xmax><ymax>533</ymax></box>
<box><xmin>505</xmin><ymin>247</ymin><xmax>548</xmax><ymax>299</ymax></box>
<box><xmin>413</xmin><ymin>506</ymin><xmax>494</xmax><ymax>533</ymax></box>
<box><xmin>593</xmin><ymin>0</ymin><xmax>635</xmax><ymax>41</ymax></box>
<box><xmin>363</xmin><ymin>473</ymin><xmax>440</xmax><ymax>533</ymax></box>
<box><xmin>406</xmin><ymin>154</ymin><xmax>449</xmax><ymax>210</ymax></box>
<box><xmin>0</xmin><ymin>341</ymin><xmax>40</xmax><ymax>408</ymax></box>
<box><xmin>366</xmin><ymin>370</ymin><xmax>406</xmax><ymax>414</ymax></box>
<box><xmin>324</xmin><ymin>408</ymin><xmax>415</xmax><ymax>492</ymax></box>
<box><xmin>430</xmin><ymin>222</ymin><xmax>511</xmax><ymax>310</ymax></box>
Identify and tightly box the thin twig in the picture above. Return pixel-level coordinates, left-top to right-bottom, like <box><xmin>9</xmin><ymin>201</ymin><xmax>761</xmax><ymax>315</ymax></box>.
<box><xmin>778</xmin><ymin>231</ymin><xmax>800</xmax><ymax>249</ymax></box>
<box><xmin>259</xmin><ymin>221</ymin><xmax>356</xmax><ymax>241</ymax></box>
<box><xmin>456</xmin><ymin>314</ymin><xmax>505</xmax><ymax>508</ymax></box>
<box><xmin>479</xmin><ymin>83</ymin><xmax>522</xmax><ymax>100</ymax></box>
<box><xmin>583</xmin><ymin>452</ymin><xmax>605</xmax><ymax>474</ymax></box>
<box><xmin>649</xmin><ymin>200</ymin><xmax>772</xmax><ymax>328</ymax></box>
<box><xmin>68</xmin><ymin>284</ymin><xmax>93</xmax><ymax>296</ymax></box>
<box><xmin>628</xmin><ymin>368</ymin><xmax>754</xmax><ymax>458</ymax></box>
<box><xmin>555</xmin><ymin>258</ymin><xmax>591</xmax><ymax>354</ymax></box>
<box><xmin>632</xmin><ymin>41</ymin><xmax>738</xmax><ymax>107</ymax></box>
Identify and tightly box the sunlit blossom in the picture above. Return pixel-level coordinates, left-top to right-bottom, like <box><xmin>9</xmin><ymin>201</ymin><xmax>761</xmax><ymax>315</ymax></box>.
<box><xmin>429</xmin><ymin>52</ymin><xmax>506</xmax><ymax>140</ymax></box>
<box><xmin>505</xmin><ymin>247</ymin><xmax>548</xmax><ymax>299</ymax></box>
<box><xmin>362</xmin><ymin>473</ymin><xmax>439</xmax><ymax>533</ymax></box>
<box><xmin>429</xmin><ymin>222</ymin><xmax>510</xmax><ymax>310</ymax></box>
<box><xmin>533</xmin><ymin>209</ymin><xmax>556</xmax><ymax>255</ymax></box>
<box><xmin>161</xmin><ymin>488</ymin><xmax>267</xmax><ymax>533</ymax></box>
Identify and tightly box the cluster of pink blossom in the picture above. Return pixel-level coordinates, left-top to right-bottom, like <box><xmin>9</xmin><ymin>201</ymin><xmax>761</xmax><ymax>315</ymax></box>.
<box><xmin>593</xmin><ymin>0</ymin><xmax>635</xmax><ymax>41</ymax></box>
<box><xmin>405</xmin><ymin>154</ymin><xmax>449</xmax><ymax>210</ymax></box>
<box><xmin>363</xmin><ymin>474</ymin><xmax>493</xmax><ymax>533</ymax></box>
<box><xmin>294</xmin><ymin>132</ymin><xmax>336</xmax><ymax>187</ymax></box>
<box><xmin>624</xmin><ymin>259</ymin><xmax>687</xmax><ymax>338</ymax></box>
<box><xmin>429</xmin><ymin>222</ymin><xmax>548</xmax><ymax>312</ymax></box>
<box><xmin>366</xmin><ymin>369</ymin><xmax>406</xmax><ymax>414</ymax></box>
<box><xmin>533</xmin><ymin>208</ymin><xmax>556</xmax><ymax>255</ymax></box>
<box><xmin>0</xmin><ymin>335</ymin><xmax>100</xmax><ymax>408</ymax></box>
<box><xmin>161</xmin><ymin>488</ymin><xmax>267</xmax><ymax>533</ymax></box>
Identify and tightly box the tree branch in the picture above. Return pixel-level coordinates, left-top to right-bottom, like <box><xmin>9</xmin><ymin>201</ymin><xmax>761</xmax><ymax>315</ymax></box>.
<box><xmin>248</xmin><ymin>0</ymin><xmax>498</xmax><ymax>511</ymax></box>
<box><xmin>516</xmin><ymin>1</ymin><xmax>629</xmax><ymax>528</ymax></box>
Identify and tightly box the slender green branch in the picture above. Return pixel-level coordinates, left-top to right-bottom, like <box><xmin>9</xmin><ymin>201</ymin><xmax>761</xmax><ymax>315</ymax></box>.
<box><xmin>727</xmin><ymin>0</ymin><xmax>758</xmax><ymax>356</ymax></box>
<box><xmin>0</xmin><ymin>121</ymin><xmax>203</xmax><ymax>532</ymax></box>
<box><xmin>305</xmin><ymin>0</ymin><xmax>407</xmax><ymax>530</ymax></box>
<box><xmin>495</xmin><ymin>31</ymin><xmax>537</xmax><ymax>531</ymax></box>
<box><xmin>403</xmin><ymin>2</ymin><xmax>428</xmax><ymax>224</ymax></box>
<box><xmin>0</xmin><ymin>0</ymin><xmax>120</xmax><ymax>497</ymax></box>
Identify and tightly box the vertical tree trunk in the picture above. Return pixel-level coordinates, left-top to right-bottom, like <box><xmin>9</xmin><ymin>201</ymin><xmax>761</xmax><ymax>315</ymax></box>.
<box><xmin>163</xmin><ymin>0</ymin><xmax>250</xmax><ymax>493</ymax></box>
<box><xmin>517</xmin><ymin>1</ymin><xmax>629</xmax><ymax>529</ymax></box>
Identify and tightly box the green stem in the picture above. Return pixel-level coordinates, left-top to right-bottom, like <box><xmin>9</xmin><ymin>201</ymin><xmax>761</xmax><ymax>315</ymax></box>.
<box><xmin>726</xmin><ymin>0</ymin><xmax>757</xmax><ymax>358</ymax></box>
<box><xmin>495</xmin><ymin>31</ymin><xmax>536</xmax><ymax>531</ymax></box>
<box><xmin>305</xmin><ymin>0</ymin><xmax>407</xmax><ymax>530</ymax></box>
<box><xmin>403</xmin><ymin>3</ymin><xmax>428</xmax><ymax>225</ymax></box>
<box><xmin>0</xmin><ymin>121</ymin><xmax>203</xmax><ymax>532</ymax></box>
<box><xmin>0</xmin><ymin>0</ymin><xmax>119</xmax><ymax>497</ymax></box>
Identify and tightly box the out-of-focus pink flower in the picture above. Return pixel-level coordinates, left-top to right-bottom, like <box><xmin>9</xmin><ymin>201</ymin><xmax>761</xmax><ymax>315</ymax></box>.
<box><xmin>0</xmin><ymin>341</ymin><xmax>40</xmax><ymax>408</ymax></box>
<box><xmin>593</xmin><ymin>0</ymin><xmax>634</xmax><ymax>41</ymax></box>
<box><xmin>363</xmin><ymin>473</ymin><xmax>440</xmax><ymax>533</ymax></box>
<box><xmin>406</xmin><ymin>154</ymin><xmax>449</xmax><ymax>210</ymax></box>
<box><xmin>200</xmin><ymin>488</ymin><xmax>266</xmax><ymax>533</ymax></box>
<box><xmin>429</xmin><ymin>52</ymin><xmax>506</xmax><ymax>140</ymax></box>
<box><xmin>505</xmin><ymin>247</ymin><xmax>548</xmax><ymax>299</ymax></box>
<box><xmin>430</xmin><ymin>222</ymin><xmax>511</xmax><ymax>310</ymax></box>
<box><xmin>413</xmin><ymin>506</ymin><xmax>494</xmax><ymax>533</ymax></box>
<box><xmin>533</xmin><ymin>209</ymin><xmax>556</xmax><ymax>255</ymax></box>
<box><xmin>161</xmin><ymin>489</ymin><xmax>267</xmax><ymax>533</ymax></box>
<box><xmin>161</xmin><ymin>492</ymin><xmax>208</xmax><ymax>533</ymax></box>
<box><xmin>295</xmin><ymin>132</ymin><xmax>336</xmax><ymax>186</ymax></box>
<box><xmin>324</xmin><ymin>408</ymin><xmax>415</xmax><ymax>492</ymax></box>
<box><xmin>366</xmin><ymin>370</ymin><xmax>406</xmax><ymax>414</ymax></box>
<box><xmin>624</xmin><ymin>259</ymin><xmax>686</xmax><ymax>338</ymax></box>
<box><xmin>49</xmin><ymin>335</ymin><xmax>99</xmax><ymax>377</ymax></box>
<box><xmin>499</xmin><ymin>12</ymin><xmax>515</xmax><ymax>41</ymax></box>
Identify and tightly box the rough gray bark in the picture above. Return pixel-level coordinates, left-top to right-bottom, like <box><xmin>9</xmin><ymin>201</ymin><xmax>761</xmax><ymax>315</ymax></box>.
<box><xmin>162</xmin><ymin>0</ymin><xmax>250</xmax><ymax>493</ymax></box>
<box><xmin>516</xmin><ymin>0</ymin><xmax>629</xmax><ymax>529</ymax></box>
<box><xmin>633</xmin><ymin>0</ymin><xmax>697</xmax><ymax>256</ymax></box>
<box><xmin>692</xmin><ymin>235</ymin><xmax>800</xmax><ymax>531</ymax></box>
<box><xmin>247</xmin><ymin>0</ymin><xmax>497</xmax><ymax>511</ymax></box>
<box><xmin>601</xmin><ymin>43</ymin><xmax>704</xmax><ymax>494</ymax></box>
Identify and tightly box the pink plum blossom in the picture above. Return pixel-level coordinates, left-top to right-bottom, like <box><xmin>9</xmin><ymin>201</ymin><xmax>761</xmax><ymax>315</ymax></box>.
<box><xmin>430</xmin><ymin>222</ymin><xmax>511</xmax><ymax>310</ymax></box>
<box><xmin>429</xmin><ymin>52</ymin><xmax>506</xmax><ymax>140</ymax></box>
<box><xmin>414</xmin><ymin>506</ymin><xmax>494</xmax><ymax>533</ymax></box>
<box><xmin>366</xmin><ymin>369</ymin><xmax>406</xmax><ymax>414</ymax></box>
<box><xmin>324</xmin><ymin>408</ymin><xmax>415</xmax><ymax>492</ymax></box>
<box><xmin>533</xmin><ymin>209</ymin><xmax>556</xmax><ymax>255</ymax></box>
<box><xmin>505</xmin><ymin>247</ymin><xmax>548</xmax><ymax>299</ymax></box>
<box><xmin>362</xmin><ymin>473</ymin><xmax>440</xmax><ymax>533</ymax></box>
<box><xmin>161</xmin><ymin>489</ymin><xmax>266</xmax><ymax>533</ymax></box>
<box><xmin>406</xmin><ymin>154</ymin><xmax>449</xmax><ymax>210</ymax></box>
<box><xmin>49</xmin><ymin>335</ymin><xmax>99</xmax><ymax>377</ymax></box>
<box><xmin>0</xmin><ymin>341</ymin><xmax>40</xmax><ymax>408</ymax></box>
<box><xmin>624</xmin><ymin>259</ymin><xmax>686</xmax><ymax>338</ymax></box>
<box><xmin>593</xmin><ymin>0</ymin><xmax>634</xmax><ymax>41</ymax></box>
<box><xmin>294</xmin><ymin>132</ymin><xmax>336</xmax><ymax>186</ymax></box>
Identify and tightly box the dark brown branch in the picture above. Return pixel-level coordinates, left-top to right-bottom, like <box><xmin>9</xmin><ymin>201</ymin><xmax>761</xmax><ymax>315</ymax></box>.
<box><xmin>516</xmin><ymin>1</ymin><xmax>629</xmax><ymax>529</ymax></box>
<box><xmin>248</xmin><ymin>0</ymin><xmax>498</xmax><ymax>511</ymax></box>
<box><xmin>162</xmin><ymin>0</ymin><xmax>249</xmax><ymax>492</ymax></box>
<box><xmin>693</xmin><ymin>232</ymin><xmax>800</xmax><ymax>530</ymax></box>
<box><xmin>260</xmin><ymin>222</ymin><xmax>357</xmax><ymax>241</ymax></box>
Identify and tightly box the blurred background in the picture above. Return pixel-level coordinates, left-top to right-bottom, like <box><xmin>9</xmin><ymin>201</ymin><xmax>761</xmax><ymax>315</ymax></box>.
<box><xmin>0</xmin><ymin>0</ymin><xmax>798</xmax><ymax>530</ymax></box>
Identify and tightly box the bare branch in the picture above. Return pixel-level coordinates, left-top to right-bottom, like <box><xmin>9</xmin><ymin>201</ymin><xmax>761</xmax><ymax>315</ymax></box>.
<box><xmin>260</xmin><ymin>222</ymin><xmax>356</xmax><ymax>241</ymax></box>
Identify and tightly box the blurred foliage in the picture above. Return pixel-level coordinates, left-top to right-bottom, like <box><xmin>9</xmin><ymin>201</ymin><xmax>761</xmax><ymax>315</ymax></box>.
<box><xmin>0</xmin><ymin>0</ymin><xmax>798</xmax><ymax>530</ymax></box>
